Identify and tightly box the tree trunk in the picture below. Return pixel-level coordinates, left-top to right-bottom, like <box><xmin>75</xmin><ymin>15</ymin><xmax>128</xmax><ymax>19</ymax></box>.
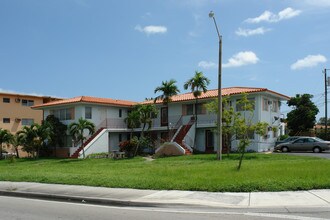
<box><xmin>135</xmin><ymin>124</ymin><xmax>145</xmax><ymax>156</ymax></box>
<box><xmin>194</xmin><ymin>98</ymin><xmax>198</xmax><ymax>149</ymax></box>
<box><xmin>82</xmin><ymin>139</ymin><xmax>85</xmax><ymax>159</ymax></box>
<box><xmin>166</xmin><ymin>104</ymin><xmax>170</xmax><ymax>140</ymax></box>
<box><xmin>237</xmin><ymin>150</ymin><xmax>245</xmax><ymax>171</ymax></box>
<box><xmin>0</xmin><ymin>143</ymin><xmax>2</xmax><ymax>160</ymax></box>
<box><xmin>15</xmin><ymin>147</ymin><xmax>20</xmax><ymax>159</ymax></box>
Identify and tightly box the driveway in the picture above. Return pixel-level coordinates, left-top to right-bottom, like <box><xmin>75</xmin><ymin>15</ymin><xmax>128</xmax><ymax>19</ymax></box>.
<box><xmin>274</xmin><ymin>151</ymin><xmax>330</xmax><ymax>159</ymax></box>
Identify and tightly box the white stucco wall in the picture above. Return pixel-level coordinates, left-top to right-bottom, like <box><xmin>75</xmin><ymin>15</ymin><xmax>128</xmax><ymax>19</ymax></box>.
<box><xmin>83</xmin><ymin>130</ymin><xmax>110</xmax><ymax>157</ymax></box>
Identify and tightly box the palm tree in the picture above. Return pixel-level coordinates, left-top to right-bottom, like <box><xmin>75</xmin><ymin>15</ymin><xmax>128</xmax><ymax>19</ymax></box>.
<box><xmin>184</xmin><ymin>71</ymin><xmax>210</xmax><ymax>149</ymax></box>
<box><xmin>10</xmin><ymin>133</ymin><xmax>23</xmax><ymax>158</ymax></box>
<box><xmin>45</xmin><ymin>115</ymin><xmax>67</xmax><ymax>157</ymax></box>
<box><xmin>125</xmin><ymin>104</ymin><xmax>158</xmax><ymax>156</ymax></box>
<box><xmin>17</xmin><ymin>123</ymin><xmax>52</xmax><ymax>159</ymax></box>
<box><xmin>184</xmin><ymin>71</ymin><xmax>210</xmax><ymax>124</ymax></box>
<box><xmin>154</xmin><ymin>79</ymin><xmax>180</xmax><ymax>136</ymax></box>
<box><xmin>0</xmin><ymin>128</ymin><xmax>13</xmax><ymax>160</ymax></box>
<box><xmin>69</xmin><ymin>118</ymin><xmax>95</xmax><ymax>159</ymax></box>
<box><xmin>137</xmin><ymin>104</ymin><xmax>158</xmax><ymax>137</ymax></box>
<box><xmin>125</xmin><ymin>109</ymin><xmax>141</xmax><ymax>139</ymax></box>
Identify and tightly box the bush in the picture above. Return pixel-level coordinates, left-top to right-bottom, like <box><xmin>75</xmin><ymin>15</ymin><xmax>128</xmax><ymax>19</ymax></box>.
<box><xmin>316</xmin><ymin>131</ymin><xmax>330</xmax><ymax>141</ymax></box>
<box><xmin>119</xmin><ymin>136</ymin><xmax>155</xmax><ymax>157</ymax></box>
<box><xmin>119</xmin><ymin>139</ymin><xmax>137</xmax><ymax>158</ymax></box>
<box><xmin>86</xmin><ymin>153</ymin><xmax>109</xmax><ymax>159</ymax></box>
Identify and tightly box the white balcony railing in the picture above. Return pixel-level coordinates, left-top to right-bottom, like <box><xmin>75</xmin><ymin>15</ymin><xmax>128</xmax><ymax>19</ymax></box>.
<box><xmin>95</xmin><ymin>114</ymin><xmax>217</xmax><ymax>131</ymax></box>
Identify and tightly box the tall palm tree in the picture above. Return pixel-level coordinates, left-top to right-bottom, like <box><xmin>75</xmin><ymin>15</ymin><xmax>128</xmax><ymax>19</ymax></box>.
<box><xmin>184</xmin><ymin>71</ymin><xmax>210</xmax><ymax>123</ymax></box>
<box><xmin>69</xmin><ymin>118</ymin><xmax>95</xmax><ymax>159</ymax></box>
<box><xmin>0</xmin><ymin>128</ymin><xmax>13</xmax><ymax>160</ymax></box>
<box><xmin>184</xmin><ymin>71</ymin><xmax>210</xmax><ymax>149</ymax></box>
<box><xmin>154</xmin><ymin>79</ymin><xmax>180</xmax><ymax>136</ymax></box>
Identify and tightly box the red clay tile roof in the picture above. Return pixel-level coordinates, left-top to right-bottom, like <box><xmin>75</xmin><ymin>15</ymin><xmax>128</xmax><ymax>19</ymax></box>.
<box><xmin>32</xmin><ymin>87</ymin><xmax>289</xmax><ymax>109</ymax></box>
<box><xmin>146</xmin><ymin>87</ymin><xmax>290</xmax><ymax>104</ymax></box>
<box><xmin>32</xmin><ymin>96</ymin><xmax>138</xmax><ymax>109</ymax></box>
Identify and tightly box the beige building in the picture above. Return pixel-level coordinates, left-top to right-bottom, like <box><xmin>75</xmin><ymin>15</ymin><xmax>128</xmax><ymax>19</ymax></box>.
<box><xmin>0</xmin><ymin>92</ymin><xmax>60</xmax><ymax>156</ymax></box>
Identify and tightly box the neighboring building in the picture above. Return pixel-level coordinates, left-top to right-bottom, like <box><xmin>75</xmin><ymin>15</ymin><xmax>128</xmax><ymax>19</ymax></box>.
<box><xmin>32</xmin><ymin>96</ymin><xmax>137</xmax><ymax>158</ymax></box>
<box><xmin>0</xmin><ymin>92</ymin><xmax>60</xmax><ymax>156</ymax></box>
<box><xmin>32</xmin><ymin>87</ymin><xmax>289</xmax><ymax>158</ymax></box>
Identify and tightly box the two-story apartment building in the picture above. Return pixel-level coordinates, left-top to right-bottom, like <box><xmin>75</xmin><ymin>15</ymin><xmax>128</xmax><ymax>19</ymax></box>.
<box><xmin>0</xmin><ymin>92</ymin><xmax>60</xmax><ymax>156</ymax></box>
<box><xmin>32</xmin><ymin>87</ymin><xmax>289</xmax><ymax>158</ymax></box>
<box><xmin>32</xmin><ymin>96</ymin><xmax>137</xmax><ymax>157</ymax></box>
<box><xmin>149</xmin><ymin>87</ymin><xmax>289</xmax><ymax>154</ymax></box>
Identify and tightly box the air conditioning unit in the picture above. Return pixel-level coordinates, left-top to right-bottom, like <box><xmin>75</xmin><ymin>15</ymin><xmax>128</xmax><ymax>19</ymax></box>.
<box><xmin>15</xmin><ymin>98</ymin><xmax>21</xmax><ymax>103</ymax></box>
<box><xmin>15</xmin><ymin>118</ymin><xmax>21</xmax><ymax>123</ymax></box>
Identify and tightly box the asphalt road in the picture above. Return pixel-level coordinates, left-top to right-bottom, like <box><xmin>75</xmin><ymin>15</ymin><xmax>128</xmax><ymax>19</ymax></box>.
<box><xmin>1</xmin><ymin>196</ymin><xmax>330</xmax><ymax>220</ymax></box>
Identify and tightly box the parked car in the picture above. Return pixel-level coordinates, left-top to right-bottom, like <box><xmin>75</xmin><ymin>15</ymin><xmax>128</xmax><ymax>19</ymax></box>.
<box><xmin>274</xmin><ymin>137</ymin><xmax>330</xmax><ymax>153</ymax></box>
<box><xmin>275</xmin><ymin>136</ymin><xmax>308</xmax><ymax>147</ymax></box>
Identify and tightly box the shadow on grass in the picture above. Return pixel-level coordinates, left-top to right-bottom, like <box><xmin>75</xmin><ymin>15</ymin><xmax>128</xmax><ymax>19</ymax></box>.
<box><xmin>58</xmin><ymin>159</ymin><xmax>82</xmax><ymax>163</ymax></box>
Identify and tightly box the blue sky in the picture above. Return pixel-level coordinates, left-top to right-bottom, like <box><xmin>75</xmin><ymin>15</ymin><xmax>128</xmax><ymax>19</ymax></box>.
<box><xmin>1</xmin><ymin>0</ymin><xmax>330</xmax><ymax>118</ymax></box>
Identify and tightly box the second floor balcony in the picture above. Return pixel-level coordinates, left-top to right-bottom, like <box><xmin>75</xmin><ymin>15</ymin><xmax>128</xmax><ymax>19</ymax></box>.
<box><xmin>97</xmin><ymin>113</ymin><xmax>217</xmax><ymax>131</ymax></box>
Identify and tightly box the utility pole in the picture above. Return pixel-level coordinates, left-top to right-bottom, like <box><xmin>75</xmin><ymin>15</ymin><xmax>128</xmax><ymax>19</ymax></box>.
<box><xmin>325</xmin><ymin>69</ymin><xmax>330</xmax><ymax>140</ymax></box>
<box><xmin>209</xmin><ymin>11</ymin><xmax>223</xmax><ymax>160</ymax></box>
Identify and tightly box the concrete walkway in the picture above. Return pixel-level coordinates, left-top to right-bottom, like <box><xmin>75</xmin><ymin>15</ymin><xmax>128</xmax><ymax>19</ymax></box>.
<box><xmin>0</xmin><ymin>181</ymin><xmax>329</xmax><ymax>208</ymax></box>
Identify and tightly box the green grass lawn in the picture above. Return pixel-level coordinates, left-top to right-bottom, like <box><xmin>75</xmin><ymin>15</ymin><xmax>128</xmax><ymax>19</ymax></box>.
<box><xmin>1</xmin><ymin>153</ymin><xmax>330</xmax><ymax>192</ymax></box>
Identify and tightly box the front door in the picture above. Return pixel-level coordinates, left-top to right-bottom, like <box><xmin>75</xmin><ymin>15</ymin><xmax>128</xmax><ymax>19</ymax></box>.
<box><xmin>161</xmin><ymin>107</ymin><xmax>168</xmax><ymax>127</ymax></box>
<box><xmin>205</xmin><ymin>130</ymin><xmax>214</xmax><ymax>153</ymax></box>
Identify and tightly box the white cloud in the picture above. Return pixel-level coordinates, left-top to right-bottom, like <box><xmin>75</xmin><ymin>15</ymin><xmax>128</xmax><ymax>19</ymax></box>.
<box><xmin>235</xmin><ymin>27</ymin><xmax>271</xmax><ymax>37</ymax></box>
<box><xmin>223</xmin><ymin>51</ymin><xmax>259</xmax><ymax>68</ymax></box>
<box><xmin>135</xmin><ymin>25</ymin><xmax>167</xmax><ymax>35</ymax></box>
<box><xmin>245</xmin><ymin>7</ymin><xmax>301</xmax><ymax>23</ymax></box>
<box><xmin>290</xmin><ymin>54</ymin><xmax>327</xmax><ymax>70</ymax></box>
<box><xmin>198</xmin><ymin>61</ymin><xmax>217</xmax><ymax>69</ymax></box>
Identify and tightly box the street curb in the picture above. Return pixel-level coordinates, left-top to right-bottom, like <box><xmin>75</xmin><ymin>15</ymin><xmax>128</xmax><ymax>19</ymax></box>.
<box><xmin>0</xmin><ymin>190</ymin><xmax>158</xmax><ymax>207</ymax></box>
<box><xmin>0</xmin><ymin>190</ymin><xmax>194</xmax><ymax>208</ymax></box>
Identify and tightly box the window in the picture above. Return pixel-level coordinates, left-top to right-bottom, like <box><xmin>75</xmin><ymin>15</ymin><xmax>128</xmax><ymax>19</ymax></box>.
<box><xmin>294</xmin><ymin>139</ymin><xmax>305</xmax><ymax>143</ymax></box>
<box><xmin>223</xmin><ymin>100</ymin><xmax>232</xmax><ymax>110</ymax></box>
<box><xmin>85</xmin><ymin>107</ymin><xmax>92</xmax><ymax>119</ymax></box>
<box><xmin>50</xmin><ymin>108</ymin><xmax>75</xmax><ymax>120</ymax></box>
<box><xmin>22</xmin><ymin>99</ymin><xmax>34</xmax><ymax>107</ymax></box>
<box><xmin>182</xmin><ymin>104</ymin><xmax>194</xmax><ymax>115</ymax></box>
<box><xmin>3</xmin><ymin>118</ymin><xmax>10</xmax><ymax>123</ymax></box>
<box><xmin>119</xmin><ymin>109</ymin><xmax>122</xmax><ymax>118</ymax></box>
<box><xmin>22</xmin><ymin>119</ymin><xmax>34</xmax><ymax>126</ymax></box>
<box><xmin>3</xmin><ymin>98</ymin><xmax>10</xmax><ymax>103</ymax></box>
<box><xmin>263</xmin><ymin>98</ymin><xmax>269</xmax><ymax>111</ymax></box>
<box><xmin>196</xmin><ymin>103</ymin><xmax>206</xmax><ymax>115</ymax></box>
<box><xmin>271</xmin><ymin>100</ymin><xmax>278</xmax><ymax>112</ymax></box>
<box><xmin>236</xmin><ymin>98</ymin><xmax>255</xmax><ymax>111</ymax></box>
<box><xmin>119</xmin><ymin>134</ymin><xmax>122</xmax><ymax>142</ymax></box>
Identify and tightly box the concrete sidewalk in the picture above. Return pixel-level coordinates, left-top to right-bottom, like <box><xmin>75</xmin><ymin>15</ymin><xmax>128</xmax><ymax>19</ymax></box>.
<box><xmin>0</xmin><ymin>181</ymin><xmax>329</xmax><ymax>208</ymax></box>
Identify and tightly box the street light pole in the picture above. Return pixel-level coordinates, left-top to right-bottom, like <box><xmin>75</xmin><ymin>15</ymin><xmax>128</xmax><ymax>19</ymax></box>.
<box><xmin>324</xmin><ymin>69</ymin><xmax>330</xmax><ymax>139</ymax></box>
<box><xmin>209</xmin><ymin>11</ymin><xmax>222</xmax><ymax>160</ymax></box>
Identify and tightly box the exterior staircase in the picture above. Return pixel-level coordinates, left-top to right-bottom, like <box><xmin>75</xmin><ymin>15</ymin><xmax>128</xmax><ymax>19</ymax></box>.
<box><xmin>173</xmin><ymin>118</ymin><xmax>195</xmax><ymax>155</ymax></box>
<box><xmin>70</xmin><ymin>127</ymin><xmax>105</xmax><ymax>158</ymax></box>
